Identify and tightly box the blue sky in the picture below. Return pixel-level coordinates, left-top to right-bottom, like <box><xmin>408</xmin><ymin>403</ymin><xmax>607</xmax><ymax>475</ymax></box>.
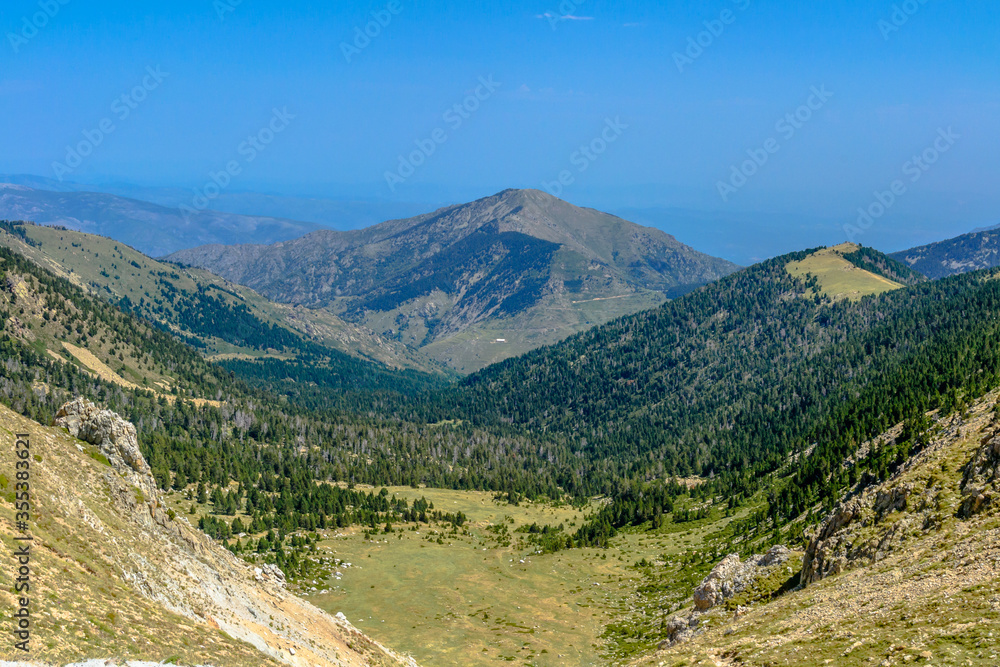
<box><xmin>2</xmin><ymin>0</ymin><xmax>999</xmax><ymax>262</ymax></box>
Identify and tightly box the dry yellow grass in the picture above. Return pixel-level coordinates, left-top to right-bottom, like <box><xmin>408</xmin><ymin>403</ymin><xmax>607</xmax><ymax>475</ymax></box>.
<box><xmin>787</xmin><ymin>243</ymin><xmax>903</xmax><ymax>302</ymax></box>
<box><xmin>0</xmin><ymin>402</ymin><xmax>416</xmax><ymax>666</ymax></box>
<box><xmin>60</xmin><ymin>341</ymin><xmax>221</xmax><ymax>408</ymax></box>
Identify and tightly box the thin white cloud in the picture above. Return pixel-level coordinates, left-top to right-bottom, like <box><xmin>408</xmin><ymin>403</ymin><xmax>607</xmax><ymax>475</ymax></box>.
<box><xmin>536</xmin><ymin>12</ymin><xmax>594</xmax><ymax>22</ymax></box>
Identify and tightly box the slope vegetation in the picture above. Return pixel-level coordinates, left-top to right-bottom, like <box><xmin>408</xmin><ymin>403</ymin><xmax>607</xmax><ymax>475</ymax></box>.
<box><xmin>635</xmin><ymin>390</ymin><xmax>1000</xmax><ymax>667</ymax></box>
<box><xmin>786</xmin><ymin>243</ymin><xmax>904</xmax><ymax>301</ymax></box>
<box><xmin>442</xmin><ymin>245</ymin><xmax>1000</xmax><ymax>515</ymax></box>
<box><xmin>0</xmin><ymin>220</ymin><xmax>442</xmax><ymax>374</ymax></box>
<box><xmin>891</xmin><ymin>227</ymin><xmax>1000</xmax><ymax>279</ymax></box>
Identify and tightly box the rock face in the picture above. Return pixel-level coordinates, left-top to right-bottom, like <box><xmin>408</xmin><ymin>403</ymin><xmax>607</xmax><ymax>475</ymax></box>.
<box><xmin>801</xmin><ymin>414</ymin><xmax>996</xmax><ymax>587</ymax></box>
<box><xmin>693</xmin><ymin>546</ymin><xmax>793</xmax><ymax>612</ymax></box>
<box><xmin>959</xmin><ymin>432</ymin><xmax>1000</xmax><ymax>517</ymax></box>
<box><xmin>54</xmin><ymin>398</ymin><xmax>158</xmax><ymax>498</ymax></box>
<box><xmin>801</xmin><ymin>483</ymin><xmax>915</xmax><ymax>586</ymax></box>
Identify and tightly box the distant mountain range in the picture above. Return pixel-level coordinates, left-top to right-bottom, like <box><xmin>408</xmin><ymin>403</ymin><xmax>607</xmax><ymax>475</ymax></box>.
<box><xmin>891</xmin><ymin>228</ymin><xmax>1000</xmax><ymax>279</ymax></box>
<box><xmin>167</xmin><ymin>189</ymin><xmax>741</xmax><ymax>372</ymax></box>
<box><xmin>0</xmin><ymin>173</ymin><xmax>439</xmax><ymax>233</ymax></box>
<box><xmin>0</xmin><ymin>182</ymin><xmax>322</xmax><ymax>256</ymax></box>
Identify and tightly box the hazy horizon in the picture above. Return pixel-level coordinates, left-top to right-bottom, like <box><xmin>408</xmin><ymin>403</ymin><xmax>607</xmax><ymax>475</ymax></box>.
<box><xmin>3</xmin><ymin>0</ymin><xmax>999</xmax><ymax>262</ymax></box>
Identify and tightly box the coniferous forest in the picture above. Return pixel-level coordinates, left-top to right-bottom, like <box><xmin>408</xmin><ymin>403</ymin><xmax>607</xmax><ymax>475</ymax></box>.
<box><xmin>6</xmin><ymin>226</ymin><xmax>1000</xmax><ymax>564</ymax></box>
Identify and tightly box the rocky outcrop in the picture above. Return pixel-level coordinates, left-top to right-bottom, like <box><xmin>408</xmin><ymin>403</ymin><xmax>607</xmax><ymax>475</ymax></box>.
<box><xmin>659</xmin><ymin>615</ymin><xmax>701</xmax><ymax>648</ymax></box>
<box><xmin>959</xmin><ymin>432</ymin><xmax>1000</xmax><ymax>517</ymax></box>
<box><xmin>658</xmin><ymin>546</ymin><xmax>793</xmax><ymax>649</ymax></box>
<box><xmin>801</xmin><ymin>483</ymin><xmax>915</xmax><ymax>586</ymax></box>
<box><xmin>804</xmin><ymin>417</ymin><xmax>1000</xmax><ymax>587</ymax></box>
<box><xmin>693</xmin><ymin>546</ymin><xmax>793</xmax><ymax>611</ymax></box>
<box><xmin>693</xmin><ymin>554</ymin><xmax>741</xmax><ymax>611</ymax></box>
<box><xmin>54</xmin><ymin>397</ymin><xmax>158</xmax><ymax>499</ymax></box>
<box><xmin>254</xmin><ymin>563</ymin><xmax>287</xmax><ymax>588</ymax></box>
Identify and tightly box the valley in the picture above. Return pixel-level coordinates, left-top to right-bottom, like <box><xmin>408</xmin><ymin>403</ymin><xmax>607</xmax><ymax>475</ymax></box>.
<box><xmin>6</xmin><ymin>5</ymin><xmax>1000</xmax><ymax>666</ymax></box>
<box><xmin>3</xmin><ymin>195</ymin><xmax>1000</xmax><ymax>667</ymax></box>
<box><xmin>159</xmin><ymin>485</ymin><xmax>751</xmax><ymax>667</ymax></box>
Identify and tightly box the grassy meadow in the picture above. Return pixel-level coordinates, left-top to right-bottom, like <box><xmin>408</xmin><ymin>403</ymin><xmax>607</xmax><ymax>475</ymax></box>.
<box><xmin>294</xmin><ymin>487</ymin><xmax>741</xmax><ymax>667</ymax></box>
<box><xmin>786</xmin><ymin>243</ymin><xmax>903</xmax><ymax>301</ymax></box>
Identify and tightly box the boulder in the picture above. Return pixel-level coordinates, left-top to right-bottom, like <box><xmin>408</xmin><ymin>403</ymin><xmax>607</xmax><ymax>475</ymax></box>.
<box><xmin>658</xmin><ymin>614</ymin><xmax>700</xmax><ymax>648</ymax></box>
<box><xmin>693</xmin><ymin>554</ymin><xmax>743</xmax><ymax>611</ymax></box>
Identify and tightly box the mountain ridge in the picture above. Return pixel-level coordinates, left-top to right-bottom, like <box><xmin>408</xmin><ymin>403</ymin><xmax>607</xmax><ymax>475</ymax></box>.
<box><xmin>0</xmin><ymin>183</ymin><xmax>322</xmax><ymax>257</ymax></box>
<box><xmin>0</xmin><ymin>220</ymin><xmax>447</xmax><ymax>375</ymax></box>
<box><xmin>890</xmin><ymin>227</ymin><xmax>1000</xmax><ymax>279</ymax></box>
<box><xmin>167</xmin><ymin>189</ymin><xmax>740</xmax><ymax>372</ymax></box>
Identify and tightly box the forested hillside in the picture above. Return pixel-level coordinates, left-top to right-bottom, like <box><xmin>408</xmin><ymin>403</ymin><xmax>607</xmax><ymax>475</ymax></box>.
<box><xmin>0</xmin><ymin>244</ymin><xmax>600</xmax><ymax>576</ymax></box>
<box><xmin>0</xmin><ymin>220</ymin><xmax>443</xmax><ymax>373</ymax></box>
<box><xmin>7</xmin><ymin>232</ymin><xmax>1000</xmax><ymax>577</ymax></box>
<box><xmin>892</xmin><ymin>227</ymin><xmax>1000</xmax><ymax>279</ymax></box>
<box><xmin>436</xmin><ymin>246</ymin><xmax>1000</xmax><ymax>542</ymax></box>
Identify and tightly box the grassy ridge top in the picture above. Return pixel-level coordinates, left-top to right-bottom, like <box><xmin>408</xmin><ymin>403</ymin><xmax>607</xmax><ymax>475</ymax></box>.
<box><xmin>786</xmin><ymin>243</ymin><xmax>904</xmax><ymax>301</ymax></box>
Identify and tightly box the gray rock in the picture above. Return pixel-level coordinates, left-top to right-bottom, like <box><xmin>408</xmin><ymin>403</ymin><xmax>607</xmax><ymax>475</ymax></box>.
<box><xmin>801</xmin><ymin>482</ymin><xmax>918</xmax><ymax>587</ymax></box>
<box><xmin>959</xmin><ymin>434</ymin><xmax>1000</xmax><ymax>517</ymax></box>
<box><xmin>658</xmin><ymin>615</ymin><xmax>699</xmax><ymax>648</ymax></box>
<box><xmin>54</xmin><ymin>398</ymin><xmax>158</xmax><ymax>500</ymax></box>
<box><xmin>693</xmin><ymin>546</ymin><xmax>793</xmax><ymax>611</ymax></box>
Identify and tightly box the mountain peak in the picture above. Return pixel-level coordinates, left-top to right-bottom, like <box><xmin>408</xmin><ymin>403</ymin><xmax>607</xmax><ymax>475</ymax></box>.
<box><xmin>482</xmin><ymin>187</ymin><xmax>590</xmax><ymax>211</ymax></box>
<box><xmin>167</xmin><ymin>193</ymin><xmax>739</xmax><ymax>372</ymax></box>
